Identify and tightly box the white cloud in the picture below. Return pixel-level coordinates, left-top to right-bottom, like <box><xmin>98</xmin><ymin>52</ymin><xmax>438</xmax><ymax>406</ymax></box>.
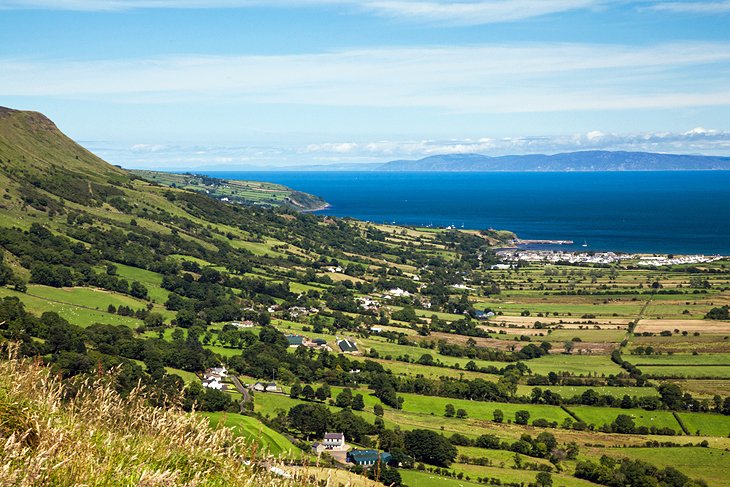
<box><xmin>3</xmin><ymin>42</ymin><xmax>730</xmax><ymax>114</ymax></box>
<box><xmin>90</xmin><ymin>128</ymin><xmax>730</xmax><ymax>169</ymax></box>
<box><xmin>299</xmin><ymin>129</ymin><xmax>730</xmax><ymax>159</ymax></box>
<box><xmin>0</xmin><ymin>0</ymin><xmax>607</xmax><ymax>24</ymax></box>
<box><xmin>130</xmin><ymin>143</ymin><xmax>169</xmax><ymax>152</ymax></box>
<box><xmin>362</xmin><ymin>0</ymin><xmax>603</xmax><ymax>25</ymax></box>
<box><xmin>647</xmin><ymin>1</ymin><xmax>730</xmax><ymax>13</ymax></box>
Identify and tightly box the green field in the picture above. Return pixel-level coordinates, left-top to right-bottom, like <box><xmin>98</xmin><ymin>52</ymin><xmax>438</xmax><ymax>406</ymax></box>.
<box><xmin>396</xmin><ymin>392</ymin><xmax>572</xmax><ymax>424</ymax></box>
<box><xmin>0</xmin><ymin>286</ymin><xmax>143</xmax><ymax>328</ymax></box>
<box><xmin>568</xmin><ymin>405</ymin><xmax>681</xmax><ymax>431</ymax></box>
<box><xmin>112</xmin><ymin>263</ymin><xmax>169</xmax><ymax>303</ymax></box>
<box><xmin>603</xmin><ymin>447</ymin><xmax>730</xmax><ymax>486</ymax></box>
<box><xmin>515</xmin><ymin>385</ymin><xmax>658</xmax><ymax>399</ymax></box>
<box><xmin>641</xmin><ymin>366</ymin><xmax>730</xmax><ymax>379</ymax></box>
<box><xmin>631</xmin><ymin>354</ymin><xmax>730</xmax><ymax>366</ymax></box>
<box><xmin>524</xmin><ymin>354</ymin><xmax>624</xmax><ymax>377</ymax></box>
<box><xmin>399</xmin><ymin>469</ymin><xmax>483</xmax><ymax>487</ymax></box>
<box><xmin>202</xmin><ymin>412</ymin><xmax>304</xmax><ymax>458</ymax></box>
<box><xmin>677</xmin><ymin>412</ymin><xmax>730</xmax><ymax>437</ymax></box>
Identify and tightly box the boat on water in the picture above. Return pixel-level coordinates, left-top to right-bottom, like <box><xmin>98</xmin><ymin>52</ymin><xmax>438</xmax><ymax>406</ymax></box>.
<box><xmin>582</xmin><ymin>240</ymin><xmax>588</xmax><ymax>247</ymax></box>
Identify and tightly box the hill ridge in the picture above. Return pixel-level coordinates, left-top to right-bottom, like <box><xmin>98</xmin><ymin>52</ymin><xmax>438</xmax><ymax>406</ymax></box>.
<box><xmin>378</xmin><ymin>150</ymin><xmax>730</xmax><ymax>171</ymax></box>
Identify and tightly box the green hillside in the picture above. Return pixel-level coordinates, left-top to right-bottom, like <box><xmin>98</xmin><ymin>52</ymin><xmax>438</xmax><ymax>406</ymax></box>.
<box><xmin>131</xmin><ymin>170</ymin><xmax>328</xmax><ymax>211</ymax></box>
<box><xmin>1</xmin><ymin>107</ymin><xmax>729</xmax><ymax>487</ymax></box>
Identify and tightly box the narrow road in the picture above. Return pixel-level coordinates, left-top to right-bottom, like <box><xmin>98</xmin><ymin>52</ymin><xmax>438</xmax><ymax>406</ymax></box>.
<box><xmin>230</xmin><ymin>375</ymin><xmax>251</xmax><ymax>412</ymax></box>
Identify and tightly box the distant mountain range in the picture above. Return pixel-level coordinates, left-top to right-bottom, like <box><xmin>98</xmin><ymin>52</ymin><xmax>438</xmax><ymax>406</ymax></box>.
<box><xmin>374</xmin><ymin>151</ymin><xmax>730</xmax><ymax>172</ymax></box>
<box><xmin>188</xmin><ymin>150</ymin><xmax>730</xmax><ymax>172</ymax></box>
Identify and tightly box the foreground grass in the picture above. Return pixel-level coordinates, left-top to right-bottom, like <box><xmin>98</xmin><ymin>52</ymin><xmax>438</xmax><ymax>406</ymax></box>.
<box><xmin>0</xmin><ymin>351</ymin><xmax>315</xmax><ymax>486</ymax></box>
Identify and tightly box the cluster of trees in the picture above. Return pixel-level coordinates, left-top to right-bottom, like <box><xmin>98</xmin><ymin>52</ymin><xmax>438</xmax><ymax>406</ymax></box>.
<box><xmin>575</xmin><ymin>456</ymin><xmax>707</xmax><ymax>487</ymax></box>
<box><xmin>450</xmin><ymin>430</ymin><xmax>579</xmax><ymax>465</ymax></box>
<box><xmin>706</xmin><ymin>305</ymin><xmax>729</xmax><ymax>320</ymax></box>
<box><xmin>0</xmin><ymin>297</ymin><xmax>229</xmax><ymax>413</ymax></box>
<box><xmin>286</xmin><ymin>403</ymin><xmax>375</xmax><ymax>444</ymax></box>
<box><xmin>599</xmin><ymin>414</ymin><xmax>677</xmax><ymax>436</ymax></box>
<box><xmin>0</xmin><ymin>252</ymin><xmax>18</xmax><ymax>288</ymax></box>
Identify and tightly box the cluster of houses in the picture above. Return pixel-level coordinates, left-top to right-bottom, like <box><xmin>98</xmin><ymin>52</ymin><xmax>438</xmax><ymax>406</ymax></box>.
<box><xmin>312</xmin><ymin>432</ymin><xmax>391</xmax><ymax>467</ymax></box>
<box><xmin>229</xmin><ymin>320</ymin><xmax>256</xmax><ymax>329</ymax></box>
<box><xmin>282</xmin><ymin>334</ymin><xmax>359</xmax><ymax>354</ymax></box>
<box><xmin>496</xmin><ymin>250</ymin><xmax>725</xmax><ymax>266</ymax></box>
<box><xmin>285</xmin><ymin>334</ymin><xmax>332</xmax><ymax>351</ymax></box>
<box><xmin>358</xmin><ymin>296</ymin><xmax>380</xmax><ymax>312</ymax></box>
<box><xmin>385</xmin><ymin>287</ymin><xmax>411</xmax><ymax>298</ymax></box>
<box><xmin>496</xmin><ymin>249</ymin><xmax>634</xmax><ymax>265</ymax></box>
<box><xmin>636</xmin><ymin>254</ymin><xmax>723</xmax><ymax>266</ymax></box>
<box><xmin>253</xmin><ymin>382</ymin><xmax>279</xmax><ymax>393</ymax></box>
<box><xmin>201</xmin><ymin>366</ymin><xmax>228</xmax><ymax>390</ymax></box>
<box><xmin>473</xmin><ymin>309</ymin><xmax>496</xmax><ymax>320</ymax></box>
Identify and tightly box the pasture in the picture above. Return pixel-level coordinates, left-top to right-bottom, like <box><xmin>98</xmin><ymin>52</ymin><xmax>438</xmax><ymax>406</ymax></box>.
<box><xmin>602</xmin><ymin>447</ymin><xmax>730</xmax><ymax>486</ymax></box>
<box><xmin>203</xmin><ymin>412</ymin><xmax>304</xmax><ymax>458</ymax></box>
<box><xmin>567</xmin><ymin>405</ymin><xmax>681</xmax><ymax>432</ymax></box>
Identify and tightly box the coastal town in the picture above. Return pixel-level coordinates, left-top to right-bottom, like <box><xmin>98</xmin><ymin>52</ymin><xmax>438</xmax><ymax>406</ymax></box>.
<box><xmin>495</xmin><ymin>249</ymin><xmax>724</xmax><ymax>266</ymax></box>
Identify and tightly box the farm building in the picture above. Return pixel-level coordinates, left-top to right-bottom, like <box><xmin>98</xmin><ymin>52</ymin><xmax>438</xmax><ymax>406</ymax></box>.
<box><xmin>337</xmin><ymin>339</ymin><xmax>358</xmax><ymax>353</ymax></box>
<box><xmin>230</xmin><ymin>321</ymin><xmax>255</xmax><ymax>328</ymax></box>
<box><xmin>322</xmin><ymin>432</ymin><xmax>346</xmax><ymax>450</ymax></box>
<box><xmin>253</xmin><ymin>382</ymin><xmax>279</xmax><ymax>392</ymax></box>
<box><xmin>347</xmin><ymin>450</ymin><xmax>391</xmax><ymax>467</ymax></box>
<box><xmin>286</xmin><ymin>334</ymin><xmax>305</xmax><ymax>347</ymax></box>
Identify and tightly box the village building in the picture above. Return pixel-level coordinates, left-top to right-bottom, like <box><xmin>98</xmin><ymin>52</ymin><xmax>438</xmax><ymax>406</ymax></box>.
<box><xmin>346</xmin><ymin>450</ymin><xmax>392</xmax><ymax>467</ymax></box>
<box><xmin>322</xmin><ymin>432</ymin><xmax>346</xmax><ymax>450</ymax></box>
<box><xmin>337</xmin><ymin>338</ymin><xmax>358</xmax><ymax>354</ymax></box>
<box><xmin>202</xmin><ymin>377</ymin><xmax>225</xmax><ymax>390</ymax></box>
<box><xmin>230</xmin><ymin>320</ymin><xmax>255</xmax><ymax>328</ymax></box>
<box><xmin>286</xmin><ymin>334</ymin><xmax>305</xmax><ymax>347</ymax></box>
<box><xmin>206</xmin><ymin>366</ymin><xmax>228</xmax><ymax>377</ymax></box>
<box><xmin>387</xmin><ymin>287</ymin><xmax>411</xmax><ymax>297</ymax></box>
<box><xmin>253</xmin><ymin>382</ymin><xmax>279</xmax><ymax>393</ymax></box>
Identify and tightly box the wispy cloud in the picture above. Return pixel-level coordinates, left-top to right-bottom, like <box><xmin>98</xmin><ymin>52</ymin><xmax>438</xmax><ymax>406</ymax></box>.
<box><xmin>0</xmin><ymin>0</ymin><xmax>610</xmax><ymax>24</ymax></box>
<box><xmin>362</xmin><ymin>0</ymin><xmax>604</xmax><ymax>25</ymax></box>
<box><xmin>304</xmin><ymin>128</ymin><xmax>730</xmax><ymax>158</ymax></box>
<box><xmin>4</xmin><ymin>1</ymin><xmax>727</xmax><ymax>24</ymax></box>
<box><xmin>647</xmin><ymin>1</ymin><xmax>730</xmax><ymax>13</ymax></box>
<box><xmin>3</xmin><ymin>42</ymin><xmax>730</xmax><ymax>114</ymax></box>
<box><xmin>88</xmin><ymin>127</ymin><xmax>730</xmax><ymax>169</ymax></box>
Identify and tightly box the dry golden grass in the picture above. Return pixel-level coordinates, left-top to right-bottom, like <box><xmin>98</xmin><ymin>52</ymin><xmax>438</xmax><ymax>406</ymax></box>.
<box><xmin>636</xmin><ymin>319</ymin><xmax>730</xmax><ymax>334</ymax></box>
<box><xmin>0</xmin><ymin>347</ymin><xmax>329</xmax><ymax>487</ymax></box>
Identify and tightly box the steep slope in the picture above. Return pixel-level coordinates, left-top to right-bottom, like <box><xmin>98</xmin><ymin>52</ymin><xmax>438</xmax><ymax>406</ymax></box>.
<box><xmin>0</xmin><ymin>106</ymin><xmax>324</xmax><ymax>213</ymax></box>
<box><xmin>0</xmin><ymin>351</ymin><xmax>315</xmax><ymax>486</ymax></box>
<box><xmin>0</xmin><ymin>107</ymin><xmax>129</xmax><ymax>210</ymax></box>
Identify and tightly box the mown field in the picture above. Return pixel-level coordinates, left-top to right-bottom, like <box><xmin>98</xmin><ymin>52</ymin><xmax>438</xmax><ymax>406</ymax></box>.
<box><xmin>202</xmin><ymin>412</ymin><xmax>305</xmax><ymax>459</ymax></box>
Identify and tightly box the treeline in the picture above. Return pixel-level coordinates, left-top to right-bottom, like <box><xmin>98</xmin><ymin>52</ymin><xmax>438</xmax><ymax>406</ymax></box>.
<box><xmin>0</xmin><ymin>296</ymin><xmax>233</xmax><ymax>413</ymax></box>
<box><xmin>575</xmin><ymin>455</ymin><xmax>707</xmax><ymax>487</ymax></box>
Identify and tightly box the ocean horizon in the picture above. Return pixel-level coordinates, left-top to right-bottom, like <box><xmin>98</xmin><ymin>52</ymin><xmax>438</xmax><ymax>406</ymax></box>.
<box><xmin>203</xmin><ymin>170</ymin><xmax>730</xmax><ymax>256</ymax></box>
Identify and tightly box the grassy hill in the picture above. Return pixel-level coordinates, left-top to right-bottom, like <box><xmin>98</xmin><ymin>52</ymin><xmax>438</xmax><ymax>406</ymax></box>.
<box><xmin>1</xmin><ymin>107</ymin><xmax>729</xmax><ymax>487</ymax></box>
<box><xmin>130</xmin><ymin>170</ymin><xmax>328</xmax><ymax>211</ymax></box>
<box><xmin>0</xmin><ymin>350</ymin><xmax>303</xmax><ymax>486</ymax></box>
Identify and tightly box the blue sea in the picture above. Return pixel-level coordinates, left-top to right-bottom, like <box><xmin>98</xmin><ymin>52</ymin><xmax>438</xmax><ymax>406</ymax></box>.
<box><xmin>204</xmin><ymin>171</ymin><xmax>730</xmax><ymax>255</ymax></box>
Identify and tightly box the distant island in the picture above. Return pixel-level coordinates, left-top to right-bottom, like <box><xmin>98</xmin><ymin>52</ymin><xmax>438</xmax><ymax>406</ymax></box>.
<box><xmin>192</xmin><ymin>150</ymin><xmax>730</xmax><ymax>172</ymax></box>
<box><xmin>376</xmin><ymin>151</ymin><xmax>730</xmax><ymax>172</ymax></box>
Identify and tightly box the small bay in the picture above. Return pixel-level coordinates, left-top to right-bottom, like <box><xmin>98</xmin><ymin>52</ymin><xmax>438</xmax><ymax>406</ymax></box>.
<box><xmin>204</xmin><ymin>170</ymin><xmax>730</xmax><ymax>255</ymax></box>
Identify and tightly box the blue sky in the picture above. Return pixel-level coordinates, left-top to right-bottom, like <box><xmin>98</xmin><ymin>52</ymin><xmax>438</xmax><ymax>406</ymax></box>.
<box><xmin>2</xmin><ymin>0</ymin><xmax>730</xmax><ymax>168</ymax></box>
